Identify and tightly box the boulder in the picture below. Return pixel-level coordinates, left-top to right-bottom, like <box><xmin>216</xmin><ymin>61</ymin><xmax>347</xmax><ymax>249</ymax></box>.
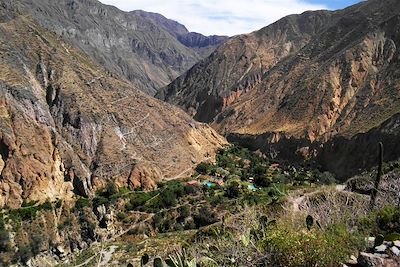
<box><xmin>358</xmin><ymin>252</ymin><xmax>397</xmax><ymax>267</ymax></box>
<box><xmin>375</xmin><ymin>244</ymin><xmax>388</xmax><ymax>253</ymax></box>
<box><xmin>390</xmin><ymin>246</ymin><xmax>400</xmax><ymax>256</ymax></box>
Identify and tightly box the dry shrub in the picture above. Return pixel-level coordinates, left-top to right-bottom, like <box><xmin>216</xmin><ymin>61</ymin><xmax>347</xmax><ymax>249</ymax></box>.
<box><xmin>299</xmin><ymin>188</ymin><xmax>369</xmax><ymax>226</ymax></box>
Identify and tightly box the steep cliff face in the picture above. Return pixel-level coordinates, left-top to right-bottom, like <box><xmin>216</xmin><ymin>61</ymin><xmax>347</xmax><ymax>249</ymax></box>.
<box><xmin>0</xmin><ymin>11</ymin><xmax>226</xmax><ymax>208</ymax></box>
<box><xmin>1</xmin><ymin>0</ymin><xmax>226</xmax><ymax>95</ymax></box>
<box><xmin>158</xmin><ymin>0</ymin><xmax>400</xmax><ymax>177</ymax></box>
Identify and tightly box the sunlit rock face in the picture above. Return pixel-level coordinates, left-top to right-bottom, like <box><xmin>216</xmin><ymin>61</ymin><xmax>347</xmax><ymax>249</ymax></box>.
<box><xmin>0</xmin><ymin>9</ymin><xmax>227</xmax><ymax>208</ymax></box>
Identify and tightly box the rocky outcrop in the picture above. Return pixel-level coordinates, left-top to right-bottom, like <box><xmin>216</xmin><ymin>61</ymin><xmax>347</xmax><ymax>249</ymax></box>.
<box><xmin>3</xmin><ymin>0</ymin><xmax>227</xmax><ymax>95</ymax></box>
<box><xmin>0</xmin><ymin>10</ymin><xmax>226</xmax><ymax>208</ymax></box>
<box><xmin>159</xmin><ymin>0</ymin><xmax>400</xmax><ymax>178</ymax></box>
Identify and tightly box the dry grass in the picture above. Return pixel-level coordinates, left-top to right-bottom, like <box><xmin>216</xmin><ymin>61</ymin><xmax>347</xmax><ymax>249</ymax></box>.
<box><xmin>298</xmin><ymin>188</ymin><xmax>370</xmax><ymax>226</ymax></box>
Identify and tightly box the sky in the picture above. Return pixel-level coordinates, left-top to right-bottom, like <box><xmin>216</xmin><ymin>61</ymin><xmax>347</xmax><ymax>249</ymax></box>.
<box><xmin>99</xmin><ymin>0</ymin><xmax>362</xmax><ymax>36</ymax></box>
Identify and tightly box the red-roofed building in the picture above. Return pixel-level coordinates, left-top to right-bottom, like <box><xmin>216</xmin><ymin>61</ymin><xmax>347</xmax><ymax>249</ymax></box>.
<box><xmin>270</xmin><ymin>163</ymin><xmax>280</xmax><ymax>170</ymax></box>
<box><xmin>187</xmin><ymin>180</ymin><xmax>198</xmax><ymax>186</ymax></box>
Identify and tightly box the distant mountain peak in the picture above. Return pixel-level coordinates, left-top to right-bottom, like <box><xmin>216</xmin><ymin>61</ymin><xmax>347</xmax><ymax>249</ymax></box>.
<box><xmin>5</xmin><ymin>0</ymin><xmax>227</xmax><ymax>95</ymax></box>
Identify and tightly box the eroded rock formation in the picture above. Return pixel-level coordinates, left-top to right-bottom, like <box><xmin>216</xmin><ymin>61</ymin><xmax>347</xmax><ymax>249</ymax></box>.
<box><xmin>0</xmin><ymin>11</ymin><xmax>226</xmax><ymax>208</ymax></box>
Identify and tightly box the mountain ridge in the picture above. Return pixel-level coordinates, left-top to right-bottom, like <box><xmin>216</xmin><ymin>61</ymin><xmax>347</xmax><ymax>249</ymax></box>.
<box><xmin>157</xmin><ymin>0</ymin><xmax>400</xmax><ymax>178</ymax></box>
<box><xmin>131</xmin><ymin>10</ymin><xmax>229</xmax><ymax>58</ymax></box>
<box><xmin>2</xmin><ymin>0</ymin><xmax>227</xmax><ymax>95</ymax></box>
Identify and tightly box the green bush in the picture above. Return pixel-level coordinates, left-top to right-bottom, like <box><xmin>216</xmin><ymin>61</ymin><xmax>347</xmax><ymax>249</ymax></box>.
<box><xmin>254</xmin><ymin>175</ymin><xmax>273</xmax><ymax>187</ymax></box>
<box><xmin>10</xmin><ymin>206</ymin><xmax>39</xmax><ymax>221</ymax></box>
<box><xmin>184</xmin><ymin>185</ymin><xmax>198</xmax><ymax>195</ymax></box>
<box><xmin>74</xmin><ymin>198</ymin><xmax>91</xmax><ymax>210</ymax></box>
<box><xmin>178</xmin><ymin>205</ymin><xmax>190</xmax><ymax>220</ymax></box>
<box><xmin>262</xmin><ymin>222</ymin><xmax>364</xmax><ymax>267</ymax></box>
<box><xmin>216</xmin><ymin>154</ymin><xmax>235</xmax><ymax>169</ymax></box>
<box><xmin>193</xmin><ymin>206</ymin><xmax>218</xmax><ymax>228</ymax></box>
<box><xmin>92</xmin><ymin>196</ymin><xmax>109</xmax><ymax>208</ymax></box>
<box><xmin>159</xmin><ymin>188</ymin><xmax>177</xmax><ymax>208</ymax></box>
<box><xmin>318</xmin><ymin>172</ymin><xmax>337</xmax><ymax>185</ymax></box>
<box><xmin>243</xmin><ymin>192</ymin><xmax>269</xmax><ymax>206</ymax></box>
<box><xmin>196</xmin><ymin>162</ymin><xmax>213</xmax><ymax>174</ymax></box>
<box><xmin>358</xmin><ymin>205</ymin><xmax>400</xmax><ymax>236</ymax></box>
<box><xmin>105</xmin><ymin>180</ymin><xmax>119</xmax><ymax>196</ymax></box>
<box><xmin>376</xmin><ymin>206</ymin><xmax>400</xmax><ymax>234</ymax></box>
<box><xmin>209</xmin><ymin>194</ymin><xmax>224</xmax><ymax>206</ymax></box>
<box><xmin>126</xmin><ymin>192</ymin><xmax>153</xmax><ymax>210</ymax></box>
<box><xmin>125</xmin><ymin>191</ymin><xmax>160</xmax><ymax>212</ymax></box>
<box><xmin>225</xmin><ymin>181</ymin><xmax>240</xmax><ymax>198</ymax></box>
<box><xmin>40</xmin><ymin>200</ymin><xmax>53</xmax><ymax>211</ymax></box>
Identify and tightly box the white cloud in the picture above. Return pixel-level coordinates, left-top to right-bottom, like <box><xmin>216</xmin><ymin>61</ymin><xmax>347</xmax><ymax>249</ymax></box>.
<box><xmin>99</xmin><ymin>0</ymin><xmax>328</xmax><ymax>36</ymax></box>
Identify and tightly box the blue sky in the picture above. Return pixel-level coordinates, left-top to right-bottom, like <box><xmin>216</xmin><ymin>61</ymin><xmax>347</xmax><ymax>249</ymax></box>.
<box><xmin>99</xmin><ymin>0</ymin><xmax>362</xmax><ymax>36</ymax></box>
<box><xmin>307</xmin><ymin>0</ymin><xmax>361</xmax><ymax>9</ymax></box>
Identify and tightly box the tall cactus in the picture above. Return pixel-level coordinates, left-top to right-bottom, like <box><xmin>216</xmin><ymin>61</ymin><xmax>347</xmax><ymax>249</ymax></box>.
<box><xmin>369</xmin><ymin>142</ymin><xmax>384</xmax><ymax>210</ymax></box>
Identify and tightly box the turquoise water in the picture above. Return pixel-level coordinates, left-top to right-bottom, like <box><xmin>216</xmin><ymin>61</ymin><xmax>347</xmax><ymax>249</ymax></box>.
<box><xmin>203</xmin><ymin>182</ymin><xmax>213</xmax><ymax>187</ymax></box>
<box><xmin>248</xmin><ymin>184</ymin><xmax>256</xmax><ymax>190</ymax></box>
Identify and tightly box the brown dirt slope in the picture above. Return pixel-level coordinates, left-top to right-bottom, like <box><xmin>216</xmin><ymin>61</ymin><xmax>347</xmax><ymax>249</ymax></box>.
<box><xmin>0</xmin><ymin>11</ymin><xmax>226</xmax><ymax>208</ymax></box>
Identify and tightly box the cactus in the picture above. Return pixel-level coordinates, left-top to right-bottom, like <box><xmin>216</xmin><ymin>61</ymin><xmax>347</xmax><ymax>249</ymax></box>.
<box><xmin>153</xmin><ymin>257</ymin><xmax>163</xmax><ymax>267</ymax></box>
<box><xmin>369</xmin><ymin>142</ymin><xmax>384</xmax><ymax>210</ymax></box>
<box><xmin>141</xmin><ymin>254</ymin><xmax>150</xmax><ymax>266</ymax></box>
<box><xmin>141</xmin><ymin>254</ymin><xmax>164</xmax><ymax>267</ymax></box>
<box><xmin>306</xmin><ymin>215</ymin><xmax>314</xmax><ymax>230</ymax></box>
<box><xmin>166</xmin><ymin>250</ymin><xmax>198</xmax><ymax>267</ymax></box>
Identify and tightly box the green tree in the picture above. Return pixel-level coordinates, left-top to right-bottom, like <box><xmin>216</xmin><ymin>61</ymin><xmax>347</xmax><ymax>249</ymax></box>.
<box><xmin>0</xmin><ymin>229</ymin><xmax>10</xmax><ymax>252</ymax></box>
<box><xmin>193</xmin><ymin>206</ymin><xmax>217</xmax><ymax>228</ymax></box>
<box><xmin>225</xmin><ymin>181</ymin><xmax>240</xmax><ymax>198</ymax></box>
<box><xmin>160</xmin><ymin>189</ymin><xmax>177</xmax><ymax>208</ymax></box>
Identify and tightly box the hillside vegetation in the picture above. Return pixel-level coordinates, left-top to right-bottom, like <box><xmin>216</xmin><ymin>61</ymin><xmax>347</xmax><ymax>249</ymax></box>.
<box><xmin>1</xmin><ymin>145</ymin><xmax>399</xmax><ymax>266</ymax></box>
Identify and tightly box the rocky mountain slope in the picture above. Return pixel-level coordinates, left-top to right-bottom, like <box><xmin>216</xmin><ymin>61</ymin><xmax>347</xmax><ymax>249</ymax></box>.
<box><xmin>157</xmin><ymin>0</ymin><xmax>400</xmax><ymax>178</ymax></box>
<box><xmin>132</xmin><ymin>10</ymin><xmax>228</xmax><ymax>58</ymax></box>
<box><xmin>1</xmin><ymin>0</ymin><xmax>227</xmax><ymax>95</ymax></box>
<box><xmin>0</xmin><ymin>8</ymin><xmax>226</xmax><ymax>208</ymax></box>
